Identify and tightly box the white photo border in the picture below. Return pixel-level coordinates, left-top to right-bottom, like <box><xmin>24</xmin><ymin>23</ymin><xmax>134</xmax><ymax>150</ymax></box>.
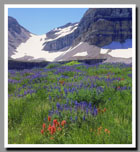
<box><xmin>4</xmin><ymin>4</ymin><xmax>136</xmax><ymax>148</ymax></box>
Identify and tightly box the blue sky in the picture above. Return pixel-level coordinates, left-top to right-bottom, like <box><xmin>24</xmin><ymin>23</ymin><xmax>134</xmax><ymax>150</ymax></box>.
<box><xmin>8</xmin><ymin>8</ymin><xmax>88</xmax><ymax>35</ymax></box>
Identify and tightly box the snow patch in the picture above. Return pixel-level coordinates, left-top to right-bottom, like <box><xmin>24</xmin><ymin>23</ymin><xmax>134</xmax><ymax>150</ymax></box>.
<box><xmin>100</xmin><ymin>39</ymin><xmax>132</xmax><ymax>58</ymax></box>
<box><xmin>73</xmin><ymin>52</ymin><xmax>88</xmax><ymax>56</ymax></box>
<box><xmin>100</xmin><ymin>49</ymin><xmax>109</xmax><ymax>54</ymax></box>
<box><xmin>46</xmin><ymin>24</ymin><xmax>78</xmax><ymax>42</ymax></box>
<box><xmin>55</xmin><ymin>25</ymin><xmax>77</xmax><ymax>36</ymax></box>
<box><xmin>102</xmin><ymin>39</ymin><xmax>132</xmax><ymax>49</ymax></box>
<box><xmin>108</xmin><ymin>48</ymin><xmax>132</xmax><ymax>58</ymax></box>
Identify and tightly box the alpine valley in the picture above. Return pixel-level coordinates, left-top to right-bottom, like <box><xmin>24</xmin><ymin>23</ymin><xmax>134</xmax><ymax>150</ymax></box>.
<box><xmin>8</xmin><ymin>7</ymin><xmax>134</xmax><ymax>145</ymax></box>
<box><xmin>8</xmin><ymin>8</ymin><xmax>132</xmax><ymax>64</ymax></box>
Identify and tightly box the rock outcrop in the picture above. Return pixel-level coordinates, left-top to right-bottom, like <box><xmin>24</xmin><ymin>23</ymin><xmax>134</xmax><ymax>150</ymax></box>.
<box><xmin>8</xmin><ymin>16</ymin><xmax>31</xmax><ymax>57</ymax></box>
<box><xmin>43</xmin><ymin>22</ymin><xmax>78</xmax><ymax>51</ymax></box>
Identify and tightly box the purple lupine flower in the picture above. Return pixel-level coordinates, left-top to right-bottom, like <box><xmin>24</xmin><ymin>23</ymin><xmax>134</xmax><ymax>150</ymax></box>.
<box><xmin>88</xmin><ymin>102</ymin><xmax>92</xmax><ymax>109</ymax></box>
<box><xmin>56</xmin><ymin>102</ymin><xmax>60</xmax><ymax>110</ymax></box>
<box><xmin>83</xmin><ymin>115</ymin><xmax>85</xmax><ymax>121</ymax></box>
<box><xmin>121</xmin><ymin>86</ymin><xmax>127</xmax><ymax>90</ymax></box>
<box><xmin>128</xmin><ymin>73</ymin><xmax>132</xmax><ymax>78</ymax></box>
<box><xmin>93</xmin><ymin>105</ymin><xmax>97</xmax><ymax>116</ymax></box>
<box><xmin>75</xmin><ymin>116</ymin><xmax>78</xmax><ymax>121</ymax></box>
<box><xmin>86</xmin><ymin>108</ymin><xmax>89</xmax><ymax>114</ymax></box>
<box><xmin>64</xmin><ymin>88</ymin><xmax>68</xmax><ymax>95</ymax></box>
<box><xmin>70</xmin><ymin>116</ymin><xmax>73</xmax><ymax>121</ymax></box>
<box><xmin>49</xmin><ymin>95</ymin><xmax>51</xmax><ymax>100</ymax></box>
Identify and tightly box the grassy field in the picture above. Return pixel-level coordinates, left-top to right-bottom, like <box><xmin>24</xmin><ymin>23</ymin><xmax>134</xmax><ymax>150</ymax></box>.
<box><xmin>8</xmin><ymin>61</ymin><xmax>132</xmax><ymax>144</ymax></box>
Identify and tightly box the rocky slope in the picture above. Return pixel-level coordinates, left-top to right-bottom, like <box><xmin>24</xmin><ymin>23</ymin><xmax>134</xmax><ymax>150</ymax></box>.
<box><xmin>8</xmin><ymin>16</ymin><xmax>31</xmax><ymax>57</ymax></box>
<box><xmin>44</xmin><ymin>8</ymin><xmax>132</xmax><ymax>51</ymax></box>
<box><xmin>43</xmin><ymin>22</ymin><xmax>78</xmax><ymax>51</ymax></box>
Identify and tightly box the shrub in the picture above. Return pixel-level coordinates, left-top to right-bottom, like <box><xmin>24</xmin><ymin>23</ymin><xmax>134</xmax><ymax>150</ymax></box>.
<box><xmin>64</xmin><ymin>61</ymin><xmax>80</xmax><ymax>66</ymax></box>
<box><xmin>46</xmin><ymin>63</ymin><xmax>61</xmax><ymax>69</ymax></box>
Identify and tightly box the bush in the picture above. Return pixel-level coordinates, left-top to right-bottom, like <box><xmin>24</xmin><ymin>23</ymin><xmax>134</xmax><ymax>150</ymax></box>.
<box><xmin>46</xmin><ymin>63</ymin><xmax>61</xmax><ymax>69</ymax></box>
<box><xmin>64</xmin><ymin>61</ymin><xmax>80</xmax><ymax>66</ymax></box>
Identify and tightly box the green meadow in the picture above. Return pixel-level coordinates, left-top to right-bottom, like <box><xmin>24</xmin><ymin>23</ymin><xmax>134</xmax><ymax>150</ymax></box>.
<box><xmin>8</xmin><ymin>61</ymin><xmax>132</xmax><ymax>144</ymax></box>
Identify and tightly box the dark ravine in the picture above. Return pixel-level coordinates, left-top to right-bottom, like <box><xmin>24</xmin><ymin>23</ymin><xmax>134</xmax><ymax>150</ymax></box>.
<box><xmin>8</xmin><ymin>60</ymin><xmax>50</xmax><ymax>70</ymax></box>
<box><xmin>8</xmin><ymin>59</ymin><xmax>106</xmax><ymax>70</ymax></box>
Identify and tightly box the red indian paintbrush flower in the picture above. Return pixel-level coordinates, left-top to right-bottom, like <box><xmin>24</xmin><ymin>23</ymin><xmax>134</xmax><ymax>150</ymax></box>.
<box><xmin>108</xmin><ymin>130</ymin><xmax>110</xmax><ymax>134</ymax></box>
<box><xmin>51</xmin><ymin>128</ymin><xmax>53</xmax><ymax>135</ymax></box>
<box><xmin>48</xmin><ymin>124</ymin><xmax>51</xmax><ymax>131</ymax></box>
<box><xmin>48</xmin><ymin>116</ymin><xmax>51</xmax><ymax>122</ymax></box>
<box><xmin>53</xmin><ymin>119</ymin><xmax>58</xmax><ymax>126</ymax></box>
<box><xmin>51</xmin><ymin>125</ymin><xmax>56</xmax><ymax>135</ymax></box>
<box><xmin>41</xmin><ymin>129</ymin><xmax>44</xmax><ymax>134</ymax></box>
<box><xmin>56</xmin><ymin>122</ymin><xmax>60</xmax><ymax>127</ymax></box>
<box><xmin>61</xmin><ymin>120</ymin><xmax>66</xmax><ymax>127</ymax></box>
<box><xmin>42</xmin><ymin>123</ymin><xmax>46</xmax><ymax>129</ymax></box>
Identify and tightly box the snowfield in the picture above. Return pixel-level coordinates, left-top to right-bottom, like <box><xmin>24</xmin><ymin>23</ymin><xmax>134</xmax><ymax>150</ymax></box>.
<box><xmin>11</xmin><ymin>24</ymin><xmax>132</xmax><ymax>62</ymax></box>
<box><xmin>11</xmin><ymin>34</ymin><xmax>83</xmax><ymax>61</ymax></box>
<box><xmin>11</xmin><ymin>34</ymin><xmax>63</xmax><ymax>61</ymax></box>
<box><xmin>100</xmin><ymin>39</ymin><xmax>132</xmax><ymax>59</ymax></box>
<box><xmin>11</xmin><ymin>24</ymin><xmax>79</xmax><ymax>61</ymax></box>
<box><xmin>102</xmin><ymin>39</ymin><xmax>132</xmax><ymax>49</ymax></box>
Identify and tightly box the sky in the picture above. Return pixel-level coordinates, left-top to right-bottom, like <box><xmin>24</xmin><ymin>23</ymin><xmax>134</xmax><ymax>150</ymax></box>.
<box><xmin>8</xmin><ymin>8</ymin><xmax>88</xmax><ymax>35</ymax></box>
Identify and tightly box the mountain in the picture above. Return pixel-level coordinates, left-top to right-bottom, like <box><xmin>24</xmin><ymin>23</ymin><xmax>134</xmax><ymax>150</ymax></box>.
<box><xmin>8</xmin><ymin>16</ymin><xmax>31</xmax><ymax>57</ymax></box>
<box><xmin>10</xmin><ymin>23</ymin><xmax>79</xmax><ymax>61</ymax></box>
<box><xmin>44</xmin><ymin>8</ymin><xmax>132</xmax><ymax>51</ymax></box>
<box><xmin>8</xmin><ymin>8</ymin><xmax>132</xmax><ymax>63</ymax></box>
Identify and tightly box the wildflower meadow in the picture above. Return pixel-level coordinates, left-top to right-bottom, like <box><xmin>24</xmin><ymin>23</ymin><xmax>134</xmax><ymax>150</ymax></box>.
<box><xmin>8</xmin><ymin>61</ymin><xmax>132</xmax><ymax>144</ymax></box>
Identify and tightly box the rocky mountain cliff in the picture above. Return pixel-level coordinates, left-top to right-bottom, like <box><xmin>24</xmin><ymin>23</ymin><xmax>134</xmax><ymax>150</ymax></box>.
<box><xmin>43</xmin><ymin>8</ymin><xmax>132</xmax><ymax>51</ymax></box>
<box><xmin>43</xmin><ymin>22</ymin><xmax>78</xmax><ymax>51</ymax></box>
<box><xmin>8</xmin><ymin>16</ymin><xmax>31</xmax><ymax>57</ymax></box>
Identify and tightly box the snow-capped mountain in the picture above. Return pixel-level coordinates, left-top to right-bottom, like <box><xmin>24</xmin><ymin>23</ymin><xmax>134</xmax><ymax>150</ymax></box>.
<box><xmin>8</xmin><ymin>8</ymin><xmax>132</xmax><ymax>63</ymax></box>
<box><xmin>10</xmin><ymin>22</ymin><xmax>79</xmax><ymax>61</ymax></box>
